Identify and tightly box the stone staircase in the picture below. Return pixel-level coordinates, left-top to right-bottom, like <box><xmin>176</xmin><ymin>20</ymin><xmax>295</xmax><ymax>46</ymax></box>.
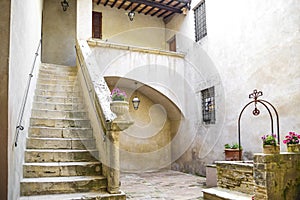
<box><xmin>20</xmin><ymin>63</ymin><xmax>125</xmax><ymax>200</ymax></box>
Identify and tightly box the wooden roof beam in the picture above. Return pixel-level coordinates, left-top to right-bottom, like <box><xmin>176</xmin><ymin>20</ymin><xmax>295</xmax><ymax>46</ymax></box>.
<box><xmin>126</xmin><ymin>0</ymin><xmax>182</xmax><ymax>13</ymax></box>
<box><xmin>145</xmin><ymin>7</ymin><xmax>155</xmax><ymax>15</ymax></box>
<box><xmin>157</xmin><ymin>10</ymin><xmax>168</xmax><ymax>17</ymax></box>
<box><xmin>97</xmin><ymin>0</ymin><xmax>101</xmax><ymax>5</ymax></box>
<box><xmin>118</xmin><ymin>0</ymin><xmax>126</xmax><ymax>9</ymax></box>
<box><xmin>111</xmin><ymin>0</ymin><xmax>118</xmax><ymax>7</ymax></box>
<box><xmin>104</xmin><ymin>0</ymin><xmax>109</xmax><ymax>6</ymax></box>
<box><xmin>125</xmin><ymin>2</ymin><xmax>133</xmax><ymax>10</ymax></box>
<box><xmin>138</xmin><ymin>5</ymin><xmax>148</xmax><ymax>13</ymax></box>
<box><xmin>132</xmin><ymin>3</ymin><xmax>141</xmax><ymax>11</ymax></box>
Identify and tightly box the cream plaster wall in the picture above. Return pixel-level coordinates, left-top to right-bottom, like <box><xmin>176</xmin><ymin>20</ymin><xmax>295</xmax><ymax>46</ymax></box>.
<box><xmin>42</xmin><ymin>0</ymin><xmax>76</xmax><ymax>66</ymax></box>
<box><xmin>166</xmin><ymin>0</ymin><xmax>300</xmax><ymax>175</ymax></box>
<box><xmin>8</xmin><ymin>0</ymin><xmax>43</xmax><ymax>199</ymax></box>
<box><xmin>77</xmin><ymin>0</ymin><xmax>92</xmax><ymax>40</ymax></box>
<box><xmin>92</xmin><ymin>3</ymin><xmax>167</xmax><ymax>49</ymax></box>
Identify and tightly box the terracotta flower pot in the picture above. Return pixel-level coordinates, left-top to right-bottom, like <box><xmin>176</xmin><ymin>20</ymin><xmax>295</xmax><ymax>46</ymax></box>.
<box><xmin>110</xmin><ymin>101</ymin><xmax>129</xmax><ymax>120</ymax></box>
<box><xmin>263</xmin><ymin>145</ymin><xmax>280</xmax><ymax>154</ymax></box>
<box><xmin>287</xmin><ymin>144</ymin><xmax>300</xmax><ymax>153</ymax></box>
<box><xmin>224</xmin><ymin>149</ymin><xmax>242</xmax><ymax>161</ymax></box>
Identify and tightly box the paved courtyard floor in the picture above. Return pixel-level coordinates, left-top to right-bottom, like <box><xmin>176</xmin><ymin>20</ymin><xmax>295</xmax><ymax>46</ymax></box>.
<box><xmin>120</xmin><ymin>170</ymin><xmax>206</xmax><ymax>200</ymax></box>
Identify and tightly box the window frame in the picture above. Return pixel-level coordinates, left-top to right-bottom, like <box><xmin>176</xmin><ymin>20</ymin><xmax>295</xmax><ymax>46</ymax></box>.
<box><xmin>193</xmin><ymin>0</ymin><xmax>207</xmax><ymax>42</ymax></box>
<box><xmin>201</xmin><ymin>86</ymin><xmax>215</xmax><ymax>125</ymax></box>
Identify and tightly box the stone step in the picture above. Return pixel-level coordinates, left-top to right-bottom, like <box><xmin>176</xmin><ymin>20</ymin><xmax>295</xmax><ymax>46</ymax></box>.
<box><xmin>30</xmin><ymin>118</ymin><xmax>91</xmax><ymax>128</ymax></box>
<box><xmin>26</xmin><ymin>137</ymin><xmax>96</xmax><ymax>150</ymax></box>
<box><xmin>36</xmin><ymin>84</ymin><xmax>79</xmax><ymax>92</ymax></box>
<box><xmin>40</xmin><ymin>64</ymin><xmax>77</xmax><ymax>71</ymax></box>
<box><xmin>202</xmin><ymin>187</ymin><xmax>253</xmax><ymax>200</ymax></box>
<box><xmin>23</xmin><ymin>162</ymin><xmax>102</xmax><ymax>178</ymax></box>
<box><xmin>31</xmin><ymin>109</ymin><xmax>86</xmax><ymax>119</ymax></box>
<box><xmin>38</xmin><ymin>73</ymin><xmax>77</xmax><ymax>81</ymax></box>
<box><xmin>32</xmin><ymin>102</ymin><xmax>84</xmax><ymax>111</ymax></box>
<box><xmin>37</xmin><ymin>78</ymin><xmax>77</xmax><ymax>85</ymax></box>
<box><xmin>28</xmin><ymin>127</ymin><xmax>93</xmax><ymax>138</ymax></box>
<box><xmin>39</xmin><ymin>69</ymin><xmax>77</xmax><ymax>76</ymax></box>
<box><xmin>20</xmin><ymin>176</ymin><xmax>107</xmax><ymax>196</ymax></box>
<box><xmin>34</xmin><ymin>95</ymin><xmax>82</xmax><ymax>103</ymax></box>
<box><xmin>25</xmin><ymin>149</ymin><xmax>99</xmax><ymax>162</ymax></box>
<box><xmin>35</xmin><ymin>90</ymin><xmax>81</xmax><ymax>97</ymax></box>
<box><xmin>19</xmin><ymin>191</ymin><xmax>126</xmax><ymax>200</ymax></box>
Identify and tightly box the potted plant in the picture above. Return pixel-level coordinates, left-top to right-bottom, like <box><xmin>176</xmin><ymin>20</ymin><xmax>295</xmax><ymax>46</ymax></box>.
<box><xmin>110</xmin><ymin>88</ymin><xmax>129</xmax><ymax>120</ymax></box>
<box><xmin>261</xmin><ymin>133</ymin><xmax>280</xmax><ymax>154</ymax></box>
<box><xmin>283</xmin><ymin>131</ymin><xmax>300</xmax><ymax>152</ymax></box>
<box><xmin>224</xmin><ymin>143</ymin><xmax>242</xmax><ymax>161</ymax></box>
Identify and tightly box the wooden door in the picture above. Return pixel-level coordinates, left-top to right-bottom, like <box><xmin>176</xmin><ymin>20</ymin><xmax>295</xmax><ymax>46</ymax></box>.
<box><xmin>92</xmin><ymin>12</ymin><xmax>102</xmax><ymax>39</ymax></box>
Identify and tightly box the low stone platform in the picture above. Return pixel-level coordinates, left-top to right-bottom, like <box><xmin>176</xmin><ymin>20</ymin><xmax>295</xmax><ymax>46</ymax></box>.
<box><xmin>120</xmin><ymin>170</ymin><xmax>206</xmax><ymax>199</ymax></box>
<box><xmin>202</xmin><ymin>187</ymin><xmax>253</xmax><ymax>200</ymax></box>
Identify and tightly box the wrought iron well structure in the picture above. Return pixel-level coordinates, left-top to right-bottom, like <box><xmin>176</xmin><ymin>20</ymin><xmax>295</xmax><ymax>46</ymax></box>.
<box><xmin>237</xmin><ymin>89</ymin><xmax>280</xmax><ymax>160</ymax></box>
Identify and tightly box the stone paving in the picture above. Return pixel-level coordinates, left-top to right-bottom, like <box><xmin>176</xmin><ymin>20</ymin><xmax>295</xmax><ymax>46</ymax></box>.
<box><xmin>120</xmin><ymin>170</ymin><xmax>206</xmax><ymax>200</ymax></box>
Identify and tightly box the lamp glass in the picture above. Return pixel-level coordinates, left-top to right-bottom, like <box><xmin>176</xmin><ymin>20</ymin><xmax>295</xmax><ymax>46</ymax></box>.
<box><xmin>132</xmin><ymin>96</ymin><xmax>140</xmax><ymax>110</ymax></box>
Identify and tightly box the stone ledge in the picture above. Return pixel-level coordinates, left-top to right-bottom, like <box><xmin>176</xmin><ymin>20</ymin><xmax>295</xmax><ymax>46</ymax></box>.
<box><xmin>87</xmin><ymin>38</ymin><xmax>186</xmax><ymax>58</ymax></box>
<box><xmin>202</xmin><ymin>187</ymin><xmax>253</xmax><ymax>200</ymax></box>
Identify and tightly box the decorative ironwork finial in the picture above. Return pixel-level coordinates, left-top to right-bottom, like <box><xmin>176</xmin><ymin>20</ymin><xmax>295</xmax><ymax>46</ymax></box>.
<box><xmin>249</xmin><ymin>89</ymin><xmax>263</xmax><ymax>100</ymax></box>
<box><xmin>249</xmin><ymin>89</ymin><xmax>263</xmax><ymax>116</ymax></box>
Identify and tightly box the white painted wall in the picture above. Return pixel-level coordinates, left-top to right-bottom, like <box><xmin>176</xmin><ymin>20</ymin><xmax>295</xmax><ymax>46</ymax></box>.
<box><xmin>166</xmin><ymin>0</ymin><xmax>300</xmax><ymax>174</ymax></box>
<box><xmin>8</xmin><ymin>0</ymin><xmax>43</xmax><ymax>199</ymax></box>
<box><xmin>92</xmin><ymin>3</ymin><xmax>167</xmax><ymax>49</ymax></box>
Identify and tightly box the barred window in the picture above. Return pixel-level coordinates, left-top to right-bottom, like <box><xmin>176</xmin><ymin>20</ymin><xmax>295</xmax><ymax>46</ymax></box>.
<box><xmin>194</xmin><ymin>0</ymin><xmax>207</xmax><ymax>42</ymax></box>
<box><xmin>201</xmin><ymin>87</ymin><xmax>215</xmax><ymax>124</ymax></box>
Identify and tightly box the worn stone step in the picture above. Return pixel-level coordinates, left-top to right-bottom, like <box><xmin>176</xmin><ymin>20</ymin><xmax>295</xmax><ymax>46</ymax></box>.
<box><xmin>25</xmin><ymin>149</ymin><xmax>99</xmax><ymax>162</ymax></box>
<box><xmin>35</xmin><ymin>89</ymin><xmax>81</xmax><ymax>97</ymax></box>
<box><xmin>32</xmin><ymin>102</ymin><xmax>84</xmax><ymax>111</ymax></box>
<box><xmin>39</xmin><ymin>68</ymin><xmax>77</xmax><ymax>76</ymax></box>
<box><xmin>38</xmin><ymin>73</ymin><xmax>77</xmax><ymax>81</ymax></box>
<box><xmin>36</xmin><ymin>84</ymin><xmax>79</xmax><ymax>92</ymax></box>
<box><xmin>37</xmin><ymin>78</ymin><xmax>77</xmax><ymax>85</ymax></box>
<box><xmin>23</xmin><ymin>162</ymin><xmax>102</xmax><ymax>178</ymax></box>
<box><xmin>34</xmin><ymin>95</ymin><xmax>82</xmax><ymax>103</ymax></box>
<box><xmin>202</xmin><ymin>187</ymin><xmax>253</xmax><ymax>200</ymax></box>
<box><xmin>30</xmin><ymin>118</ymin><xmax>91</xmax><ymax>128</ymax></box>
<box><xmin>28</xmin><ymin>127</ymin><xmax>93</xmax><ymax>138</ymax></box>
<box><xmin>20</xmin><ymin>176</ymin><xmax>107</xmax><ymax>196</ymax></box>
<box><xmin>31</xmin><ymin>109</ymin><xmax>86</xmax><ymax>119</ymax></box>
<box><xmin>19</xmin><ymin>191</ymin><xmax>126</xmax><ymax>200</ymax></box>
<box><xmin>40</xmin><ymin>63</ymin><xmax>77</xmax><ymax>71</ymax></box>
<box><xmin>26</xmin><ymin>137</ymin><xmax>96</xmax><ymax>150</ymax></box>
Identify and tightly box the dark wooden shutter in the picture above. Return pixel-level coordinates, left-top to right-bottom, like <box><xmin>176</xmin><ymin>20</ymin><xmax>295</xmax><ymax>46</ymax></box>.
<box><xmin>92</xmin><ymin>12</ymin><xmax>102</xmax><ymax>39</ymax></box>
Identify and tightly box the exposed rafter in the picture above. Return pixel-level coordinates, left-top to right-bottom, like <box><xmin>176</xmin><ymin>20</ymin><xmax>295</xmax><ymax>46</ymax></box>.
<box><xmin>126</xmin><ymin>0</ymin><xmax>182</xmax><ymax>14</ymax></box>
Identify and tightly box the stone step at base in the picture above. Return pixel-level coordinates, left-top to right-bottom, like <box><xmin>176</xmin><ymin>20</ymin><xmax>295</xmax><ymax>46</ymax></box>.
<box><xmin>39</xmin><ymin>69</ymin><xmax>77</xmax><ymax>76</ymax></box>
<box><xmin>41</xmin><ymin>63</ymin><xmax>77</xmax><ymax>71</ymax></box>
<box><xmin>23</xmin><ymin>162</ymin><xmax>102</xmax><ymax>178</ymax></box>
<box><xmin>28</xmin><ymin>127</ymin><xmax>93</xmax><ymax>138</ymax></box>
<box><xmin>30</xmin><ymin>118</ymin><xmax>91</xmax><ymax>128</ymax></box>
<box><xmin>20</xmin><ymin>176</ymin><xmax>107</xmax><ymax>196</ymax></box>
<box><xmin>35</xmin><ymin>90</ymin><xmax>81</xmax><ymax>97</ymax></box>
<box><xmin>202</xmin><ymin>187</ymin><xmax>253</xmax><ymax>200</ymax></box>
<box><xmin>34</xmin><ymin>95</ymin><xmax>83</xmax><ymax>104</ymax></box>
<box><xmin>25</xmin><ymin>149</ymin><xmax>99</xmax><ymax>162</ymax></box>
<box><xmin>38</xmin><ymin>74</ymin><xmax>77</xmax><ymax>81</ymax></box>
<box><xmin>31</xmin><ymin>109</ymin><xmax>87</xmax><ymax>119</ymax></box>
<box><xmin>19</xmin><ymin>191</ymin><xmax>126</xmax><ymax>200</ymax></box>
<box><xmin>32</xmin><ymin>102</ymin><xmax>85</xmax><ymax>111</ymax></box>
<box><xmin>26</xmin><ymin>137</ymin><xmax>96</xmax><ymax>150</ymax></box>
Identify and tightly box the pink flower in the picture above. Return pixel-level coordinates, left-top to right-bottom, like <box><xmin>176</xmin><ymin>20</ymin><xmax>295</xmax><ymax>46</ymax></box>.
<box><xmin>283</xmin><ymin>140</ymin><xmax>288</xmax><ymax>144</ymax></box>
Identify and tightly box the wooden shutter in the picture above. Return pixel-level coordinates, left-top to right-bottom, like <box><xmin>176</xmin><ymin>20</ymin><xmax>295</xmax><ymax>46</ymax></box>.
<box><xmin>92</xmin><ymin>12</ymin><xmax>102</xmax><ymax>39</ymax></box>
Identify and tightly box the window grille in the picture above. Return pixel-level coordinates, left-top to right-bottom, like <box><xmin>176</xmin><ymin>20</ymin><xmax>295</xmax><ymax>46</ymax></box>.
<box><xmin>194</xmin><ymin>0</ymin><xmax>207</xmax><ymax>42</ymax></box>
<box><xmin>201</xmin><ymin>87</ymin><xmax>215</xmax><ymax>124</ymax></box>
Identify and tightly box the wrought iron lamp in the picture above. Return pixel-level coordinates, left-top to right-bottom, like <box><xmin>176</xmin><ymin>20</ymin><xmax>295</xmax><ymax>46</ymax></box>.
<box><xmin>132</xmin><ymin>82</ymin><xmax>140</xmax><ymax>110</ymax></box>
<box><xmin>128</xmin><ymin>10</ymin><xmax>135</xmax><ymax>21</ymax></box>
<box><xmin>61</xmin><ymin>0</ymin><xmax>69</xmax><ymax>11</ymax></box>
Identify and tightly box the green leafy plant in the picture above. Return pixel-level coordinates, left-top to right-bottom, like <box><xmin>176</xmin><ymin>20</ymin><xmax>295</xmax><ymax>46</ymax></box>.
<box><xmin>261</xmin><ymin>133</ymin><xmax>277</xmax><ymax>146</ymax></box>
<box><xmin>224</xmin><ymin>143</ymin><xmax>242</xmax><ymax>149</ymax></box>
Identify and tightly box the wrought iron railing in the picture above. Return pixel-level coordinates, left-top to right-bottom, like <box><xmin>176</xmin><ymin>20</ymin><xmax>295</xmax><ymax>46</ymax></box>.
<box><xmin>14</xmin><ymin>39</ymin><xmax>42</xmax><ymax>147</ymax></box>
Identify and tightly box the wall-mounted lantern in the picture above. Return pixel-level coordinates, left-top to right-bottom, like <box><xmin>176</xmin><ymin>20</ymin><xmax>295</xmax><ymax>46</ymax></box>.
<box><xmin>128</xmin><ymin>10</ymin><xmax>135</xmax><ymax>21</ymax></box>
<box><xmin>61</xmin><ymin>0</ymin><xmax>69</xmax><ymax>11</ymax></box>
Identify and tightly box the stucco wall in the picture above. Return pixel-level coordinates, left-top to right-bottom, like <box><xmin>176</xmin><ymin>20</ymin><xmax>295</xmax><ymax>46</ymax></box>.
<box><xmin>93</xmin><ymin>3</ymin><xmax>166</xmax><ymax>50</ymax></box>
<box><xmin>42</xmin><ymin>0</ymin><xmax>76</xmax><ymax>66</ymax></box>
<box><xmin>8</xmin><ymin>0</ymin><xmax>43</xmax><ymax>199</ymax></box>
<box><xmin>166</xmin><ymin>0</ymin><xmax>300</xmax><ymax>175</ymax></box>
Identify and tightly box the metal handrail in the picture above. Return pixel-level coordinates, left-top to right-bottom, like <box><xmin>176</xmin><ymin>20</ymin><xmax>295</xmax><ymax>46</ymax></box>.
<box><xmin>14</xmin><ymin>39</ymin><xmax>42</xmax><ymax>147</ymax></box>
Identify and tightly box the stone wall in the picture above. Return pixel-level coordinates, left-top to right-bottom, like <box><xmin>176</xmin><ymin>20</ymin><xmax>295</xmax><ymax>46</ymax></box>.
<box><xmin>216</xmin><ymin>161</ymin><xmax>254</xmax><ymax>195</ymax></box>
<box><xmin>254</xmin><ymin>153</ymin><xmax>300</xmax><ymax>200</ymax></box>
